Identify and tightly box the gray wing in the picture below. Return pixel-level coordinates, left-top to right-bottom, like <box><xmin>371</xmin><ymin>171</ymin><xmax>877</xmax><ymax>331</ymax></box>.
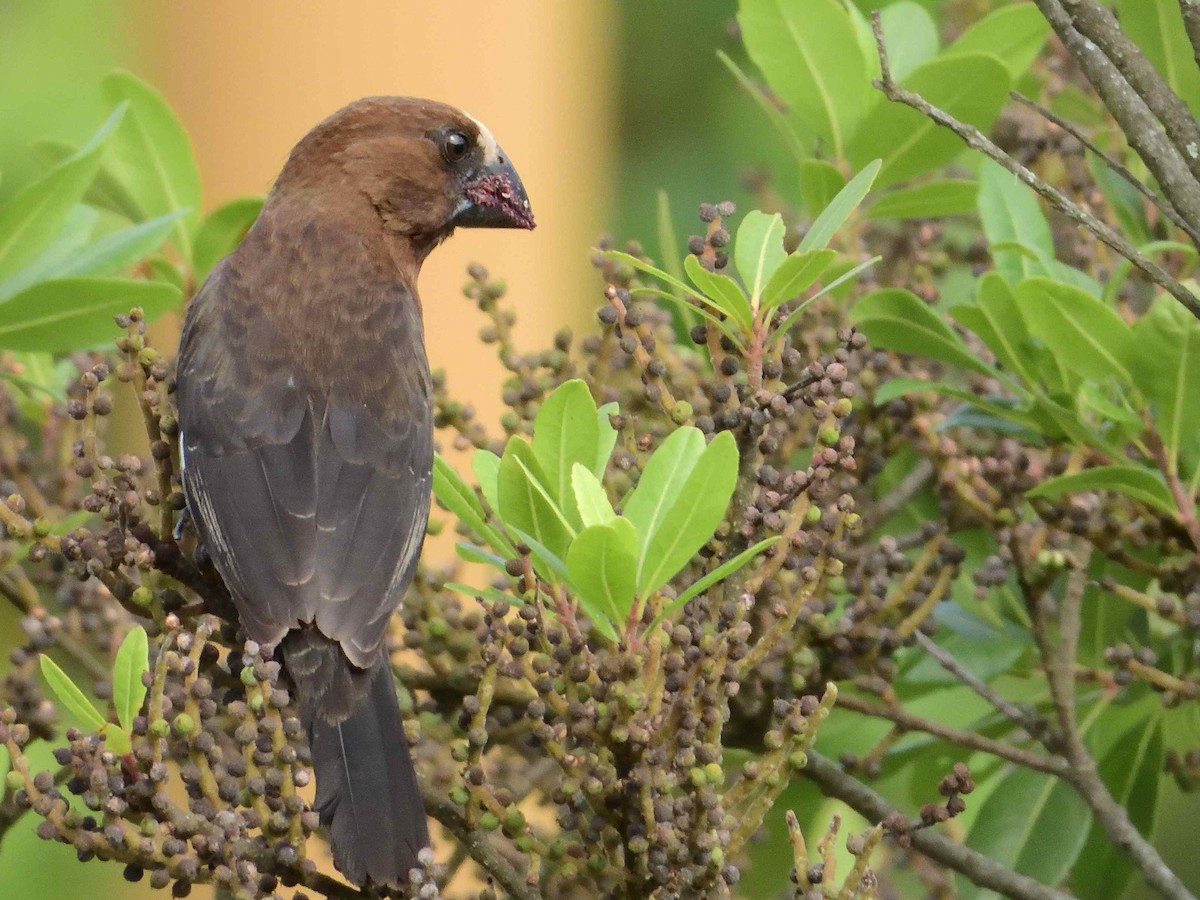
<box><xmin>176</xmin><ymin>264</ymin><xmax>432</xmax><ymax>667</ymax></box>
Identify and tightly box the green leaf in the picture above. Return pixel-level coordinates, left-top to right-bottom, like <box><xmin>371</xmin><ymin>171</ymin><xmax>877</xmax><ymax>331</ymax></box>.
<box><xmin>101</xmin><ymin>70</ymin><xmax>202</xmax><ymax>259</ymax></box>
<box><xmin>1132</xmin><ymin>295</ymin><xmax>1200</xmax><ymax>478</ymax></box>
<box><xmin>572</xmin><ymin>463</ymin><xmax>616</xmax><ymax>528</ymax></box>
<box><xmin>433</xmin><ymin>454</ymin><xmax>516</xmax><ymax>557</ymax></box>
<box><xmin>472</xmin><ymin>450</ymin><xmax>502</xmax><ymax>513</ymax></box>
<box><xmin>868</xmin><ymin>179</ymin><xmax>978</xmax><ymax>220</ymax></box>
<box><xmin>531</xmin><ymin>380</ymin><xmax>599</xmax><ymax>526</ymax></box>
<box><xmin>950</xmin><ymin>273</ymin><xmax>1039</xmax><ymax>387</ymax></box>
<box><xmin>1088</xmin><ymin>155</ymin><xmax>1149</xmax><ymax>246</ymax></box>
<box><xmin>637</xmin><ymin>431</ymin><xmax>739</xmax><ymax>595</ymax></box>
<box><xmin>566</xmin><ymin>518</ymin><xmax>638</xmax><ymax>640</ymax></box>
<box><xmin>878</xmin><ymin>1</ymin><xmax>939</xmax><ymax>81</ymax></box>
<box><xmin>737</xmin><ymin>0</ymin><xmax>869</xmax><ymax>158</ymax></box>
<box><xmin>454</xmin><ymin>541</ymin><xmax>507</xmax><ymax>572</ymax></box>
<box><xmin>0</xmin><ymin>205</ymin><xmax>98</xmax><ymax>300</ymax></box>
<box><xmin>849</xmin><ymin>54</ymin><xmax>1010</xmax><ymax>189</ymax></box>
<box><xmin>717</xmin><ymin>51</ymin><xmax>809</xmax><ymax>164</ymax></box>
<box><xmin>978</xmin><ymin>159</ymin><xmax>1054</xmax><ymax>284</ymax></box>
<box><xmin>1118</xmin><ymin>0</ymin><xmax>1200</xmax><ymax>114</ymax></box>
<box><xmin>629</xmin><ymin>286</ymin><xmax>747</xmax><ymax>350</ymax></box>
<box><xmin>659</xmin><ymin>536</ymin><xmax>780</xmax><ymax>621</ymax></box>
<box><xmin>497</xmin><ymin>437</ymin><xmax>575</xmax><ymax>564</ymax></box>
<box><xmin>112</xmin><ymin>626</ymin><xmax>148</xmax><ymax>735</ymax></box>
<box><xmin>654</xmin><ymin>190</ymin><xmax>696</xmax><ymax>332</ymax></box>
<box><xmin>873</xmin><ymin>378</ymin><xmax>1044</xmax><ymax>434</ymax></box>
<box><xmin>0</xmin><ymin>744</ymin><xmax>8</xmax><ymax>795</ymax></box>
<box><xmin>943</xmin><ymin>3</ymin><xmax>1050</xmax><ymax>80</ymax></box>
<box><xmin>1014</xmin><ymin>278</ymin><xmax>1134</xmax><ymax>384</ymax></box>
<box><xmin>0</xmin><ymin>277</ymin><xmax>180</xmax><ymax>352</ymax></box>
<box><xmin>684</xmin><ymin>255</ymin><xmax>753</xmax><ymax>329</ymax></box>
<box><xmin>595</xmin><ymin>402</ymin><xmax>619</xmax><ymax>478</ymax></box>
<box><xmin>733</xmin><ymin>211</ymin><xmax>787</xmax><ymax>310</ymax></box>
<box><xmin>606</xmin><ymin>251</ymin><xmax>744</xmax><ymax>340</ymax></box>
<box><xmin>852</xmin><ymin>288</ymin><xmax>999</xmax><ymax>377</ymax></box>
<box><xmin>962</xmin><ymin>766</ymin><xmax>1090</xmax><ymax>898</ymax></box>
<box><xmin>798</xmin><ymin>160</ymin><xmax>846</xmax><ymax>218</ymax></box>
<box><xmin>193</xmin><ymin>197</ymin><xmax>263</xmax><ymax>280</ymax></box>
<box><xmin>770</xmin><ymin>256</ymin><xmax>881</xmax><ymax>343</ymax></box>
<box><xmin>39</xmin><ymin>654</ymin><xmax>106</xmax><ymax>732</ymax></box>
<box><xmin>798</xmin><ymin>160</ymin><xmax>881</xmax><ymax>252</ymax></box>
<box><xmin>1026</xmin><ymin>466</ymin><xmax>1176</xmax><ymax>515</ymax></box>
<box><xmin>0</xmin><ymin>107</ymin><xmax>123</xmax><ymax>284</ymax></box>
<box><xmin>623</xmin><ymin>427</ymin><xmax>707</xmax><ymax>569</ymax></box>
<box><xmin>762</xmin><ymin>249</ymin><xmax>836</xmax><ymax>312</ymax></box>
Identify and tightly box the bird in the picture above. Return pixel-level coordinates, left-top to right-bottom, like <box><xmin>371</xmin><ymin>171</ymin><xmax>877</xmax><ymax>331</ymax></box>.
<box><xmin>174</xmin><ymin>97</ymin><xmax>534</xmax><ymax>886</ymax></box>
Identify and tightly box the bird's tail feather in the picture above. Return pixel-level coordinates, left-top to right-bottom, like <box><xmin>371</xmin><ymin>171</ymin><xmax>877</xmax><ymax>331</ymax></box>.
<box><xmin>282</xmin><ymin>631</ymin><xmax>428</xmax><ymax>886</ymax></box>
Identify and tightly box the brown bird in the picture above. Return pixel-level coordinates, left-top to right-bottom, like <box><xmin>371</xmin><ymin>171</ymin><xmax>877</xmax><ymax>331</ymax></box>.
<box><xmin>175</xmin><ymin>97</ymin><xmax>534</xmax><ymax>885</ymax></box>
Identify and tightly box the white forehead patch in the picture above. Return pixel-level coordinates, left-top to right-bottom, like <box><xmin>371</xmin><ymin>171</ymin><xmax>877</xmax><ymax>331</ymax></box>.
<box><xmin>464</xmin><ymin>111</ymin><xmax>500</xmax><ymax>166</ymax></box>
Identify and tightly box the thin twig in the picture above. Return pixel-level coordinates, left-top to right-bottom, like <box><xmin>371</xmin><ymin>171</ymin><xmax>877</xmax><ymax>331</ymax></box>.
<box><xmin>1011</xmin><ymin>90</ymin><xmax>1200</xmax><ymax>245</ymax></box>
<box><xmin>800</xmin><ymin>750</ymin><xmax>1074</xmax><ymax>900</ymax></box>
<box><xmin>836</xmin><ymin>693</ymin><xmax>1067</xmax><ymax>776</ymax></box>
<box><xmin>860</xmin><ymin>457</ymin><xmax>933</xmax><ymax>532</ymax></box>
<box><xmin>912</xmin><ymin>631</ymin><xmax>1050</xmax><ymax>741</ymax></box>
<box><xmin>870</xmin><ymin>10</ymin><xmax>1200</xmax><ymax>321</ymax></box>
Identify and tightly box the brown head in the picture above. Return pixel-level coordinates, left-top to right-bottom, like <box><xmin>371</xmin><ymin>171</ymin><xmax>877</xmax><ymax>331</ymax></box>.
<box><xmin>269</xmin><ymin>96</ymin><xmax>534</xmax><ymax>257</ymax></box>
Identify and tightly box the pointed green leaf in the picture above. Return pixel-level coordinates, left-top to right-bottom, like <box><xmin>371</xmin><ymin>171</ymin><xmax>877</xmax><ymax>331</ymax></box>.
<box><xmin>944</xmin><ymin>3</ymin><xmax>1050</xmax><ymax>80</ymax></box>
<box><xmin>852</xmin><ymin>288</ymin><xmax>999</xmax><ymax>377</ymax></box>
<box><xmin>798</xmin><ymin>160</ymin><xmax>881</xmax><ymax>252</ymax></box>
<box><xmin>433</xmin><ymin>453</ymin><xmax>515</xmax><ymax>557</ymax></box>
<box><xmin>531</xmin><ymin>380</ymin><xmax>598</xmax><ymax>527</ymax></box>
<box><xmin>498</xmin><ymin>437</ymin><xmax>575</xmax><ymax>563</ymax></box>
<box><xmin>1132</xmin><ymin>295</ymin><xmax>1200</xmax><ymax>478</ymax></box>
<box><xmin>595</xmin><ymin>402</ymin><xmax>619</xmax><ymax>478</ymax></box>
<box><xmin>734</xmin><ymin>211</ymin><xmax>787</xmax><ymax>309</ymax></box>
<box><xmin>737</xmin><ymin>0</ymin><xmax>869</xmax><ymax>158</ymax></box>
<box><xmin>0</xmin><ymin>205</ymin><xmax>98</xmax><ymax>300</ymax></box>
<box><xmin>849</xmin><ymin>55</ymin><xmax>1010</xmax><ymax>189</ymax></box>
<box><xmin>40</xmin><ymin>654</ymin><xmax>106</xmax><ymax>732</ymax></box>
<box><xmin>950</xmin><ymin>273</ymin><xmax>1039</xmax><ymax>386</ymax></box>
<box><xmin>638</xmin><ymin>431</ymin><xmax>739</xmax><ymax>595</ymax></box>
<box><xmin>717</xmin><ymin>51</ymin><xmax>809</xmax><ymax>163</ymax></box>
<box><xmin>567</xmin><ymin>518</ymin><xmax>638</xmax><ymax>639</ymax></box>
<box><xmin>624</xmin><ymin>427</ymin><xmax>707</xmax><ymax>572</ymax></box>
<box><xmin>762</xmin><ymin>249</ymin><xmax>836</xmax><ymax>312</ymax></box>
<box><xmin>193</xmin><ymin>197</ymin><xmax>263</xmax><ymax>280</ymax></box>
<box><xmin>978</xmin><ymin>160</ymin><xmax>1054</xmax><ymax>283</ymax></box>
<box><xmin>472</xmin><ymin>450</ymin><xmax>502</xmax><ymax>513</ymax></box>
<box><xmin>0</xmin><ymin>107</ymin><xmax>123</xmax><ymax>283</ymax></box>
<box><xmin>442</xmin><ymin>583</ymin><xmax>524</xmax><ymax>607</ymax></box>
<box><xmin>1014</xmin><ymin>278</ymin><xmax>1134</xmax><ymax>384</ymax></box>
<box><xmin>1026</xmin><ymin>466</ymin><xmax>1175</xmax><ymax>515</ymax></box>
<box><xmin>101</xmin><ymin>70</ymin><xmax>202</xmax><ymax>259</ymax></box>
<box><xmin>770</xmin><ymin>255</ymin><xmax>881</xmax><ymax>344</ymax></box>
<box><xmin>798</xmin><ymin>159</ymin><xmax>846</xmax><ymax>218</ymax></box>
<box><xmin>455</xmin><ymin>541</ymin><xmax>507</xmax><ymax>572</ymax></box>
<box><xmin>572</xmin><ymin>463</ymin><xmax>616</xmax><ymax>528</ymax></box>
<box><xmin>0</xmin><ymin>277</ymin><xmax>180</xmax><ymax>352</ymax></box>
<box><xmin>684</xmin><ymin>255</ymin><xmax>752</xmax><ymax>328</ymax></box>
<box><xmin>868</xmin><ymin>179</ymin><xmax>978</xmax><ymax>220</ymax></box>
<box><xmin>112</xmin><ymin>626</ymin><xmax>148</xmax><ymax>735</ymax></box>
<box><xmin>872</xmin><ymin>378</ymin><xmax>1045</xmax><ymax>434</ymax></box>
<box><xmin>661</xmin><ymin>536</ymin><xmax>780</xmax><ymax>619</ymax></box>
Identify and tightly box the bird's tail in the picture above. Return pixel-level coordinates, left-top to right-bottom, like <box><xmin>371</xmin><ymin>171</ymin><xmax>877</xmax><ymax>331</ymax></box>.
<box><xmin>282</xmin><ymin>629</ymin><xmax>429</xmax><ymax>886</ymax></box>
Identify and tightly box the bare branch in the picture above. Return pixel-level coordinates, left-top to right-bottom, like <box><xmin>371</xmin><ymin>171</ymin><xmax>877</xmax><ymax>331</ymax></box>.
<box><xmin>835</xmin><ymin>693</ymin><xmax>1068</xmax><ymax>776</ymax></box>
<box><xmin>800</xmin><ymin>750</ymin><xmax>1075</xmax><ymax>900</ymax></box>
<box><xmin>1011</xmin><ymin>90</ymin><xmax>1200</xmax><ymax>246</ymax></box>
<box><xmin>869</xmin><ymin>10</ymin><xmax>1200</xmax><ymax>321</ymax></box>
<box><xmin>1033</xmin><ymin>0</ymin><xmax>1200</xmax><ymax>240</ymax></box>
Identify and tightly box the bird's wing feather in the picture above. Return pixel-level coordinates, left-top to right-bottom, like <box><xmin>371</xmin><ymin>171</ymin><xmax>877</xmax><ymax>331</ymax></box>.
<box><xmin>176</xmin><ymin>261</ymin><xmax>432</xmax><ymax>666</ymax></box>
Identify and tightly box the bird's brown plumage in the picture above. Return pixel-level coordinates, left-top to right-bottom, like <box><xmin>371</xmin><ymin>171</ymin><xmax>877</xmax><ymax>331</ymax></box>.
<box><xmin>176</xmin><ymin>97</ymin><xmax>533</xmax><ymax>886</ymax></box>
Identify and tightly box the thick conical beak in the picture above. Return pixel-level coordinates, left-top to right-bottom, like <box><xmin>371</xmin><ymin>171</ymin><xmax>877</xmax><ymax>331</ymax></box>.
<box><xmin>454</xmin><ymin>149</ymin><xmax>535</xmax><ymax>230</ymax></box>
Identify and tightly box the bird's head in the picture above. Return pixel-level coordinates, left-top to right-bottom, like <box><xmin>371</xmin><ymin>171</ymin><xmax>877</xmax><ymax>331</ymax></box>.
<box><xmin>273</xmin><ymin>96</ymin><xmax>534</xmax><ymax>250</ymax></box>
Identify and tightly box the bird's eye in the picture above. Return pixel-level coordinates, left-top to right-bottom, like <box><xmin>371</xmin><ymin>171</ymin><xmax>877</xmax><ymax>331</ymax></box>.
<box><xmin>443</xmin><ymin>131</ymin><xmax>470</xmax><ymax>162</ymax></box>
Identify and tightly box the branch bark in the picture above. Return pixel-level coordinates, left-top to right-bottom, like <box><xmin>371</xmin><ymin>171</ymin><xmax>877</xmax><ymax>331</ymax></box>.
<box><xmin>800</xmin><ymin>750</ymin><xmax>1075</xmax><ymax>900</ymax></box>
